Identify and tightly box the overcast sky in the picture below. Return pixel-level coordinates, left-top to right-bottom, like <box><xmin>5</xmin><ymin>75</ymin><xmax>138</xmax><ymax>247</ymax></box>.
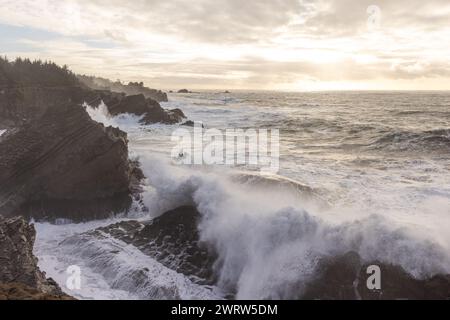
<box><xmin>1</xmin><ymin>0</ymin><xmax>450</xmax><ymax>90</ymax></box>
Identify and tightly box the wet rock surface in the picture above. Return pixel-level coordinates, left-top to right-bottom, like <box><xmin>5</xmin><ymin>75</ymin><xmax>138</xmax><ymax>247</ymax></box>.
<box><xmin>92</xmin><ymin>206</ymin><xmax>217</xmax><ymax>285</ymax></box>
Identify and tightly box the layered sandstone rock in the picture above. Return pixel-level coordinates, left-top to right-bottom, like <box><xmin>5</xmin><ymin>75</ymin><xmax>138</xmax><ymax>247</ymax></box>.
<box><xmin>0</xmin><ymin>102</ymin><xmax>139</xmax><ymax>221</ymax></box>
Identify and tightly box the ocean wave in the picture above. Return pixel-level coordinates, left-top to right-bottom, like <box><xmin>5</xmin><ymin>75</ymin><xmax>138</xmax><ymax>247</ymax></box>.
<box><xmin>35</xmin><ymin>220</ymin><xmax>221</xmax><ymax>300</ymax></box>
<box><xmin>136</xmin><ymin>153</ymin><xmax>450</xmax><ymax>299</ymax></box>
<box><xmin>35</xmin><ymin>93</ymin><xmax>450</xmax><ymax>300</ymax></box>
<box><xmin>394</xmin><ymin>110</ymin><xmax>450</xmax><ymax>117</ymax></box>
<box><xmin>368</xmin><ymin>129</ymin><xmax>450</xmax><ymax>152</ymax></box>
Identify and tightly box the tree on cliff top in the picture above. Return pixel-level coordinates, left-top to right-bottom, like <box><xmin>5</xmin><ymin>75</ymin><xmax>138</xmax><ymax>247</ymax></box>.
<box><xmin>0</xmin><ymin>57</ymin><xmax>80</xmax><ymax>88</ymax></box>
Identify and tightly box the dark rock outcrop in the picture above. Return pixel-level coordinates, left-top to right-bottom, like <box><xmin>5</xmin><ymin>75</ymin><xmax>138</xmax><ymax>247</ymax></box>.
<box><xmin>181</xmin><ymin>120</ymin><xmax>196</xmax><ymax>127</ymax></box>
<box><xmin>90</xmin><ymin>206</ymin><xmax>217</xmax><ymax>285</ymax></box>
<box><xmin>86</xmin><ymin>92</ymin><xmax>186</xmax><ymax>125</ymax></box>
<box><xmin>178</xmin><ymin>89</ymin><xmax>190</xmax><ymax>94</ymax></box>
<box><xmin>0</xmin><ymin>86</ymin><xmax>185</xmax><ymax>128</ymax></box>
<box><xmin>0</xmin><ymin>102</ymin><xmax>139</xmax><ymax>221</ymax></box>
<box><xmin>0</xmin><ymin>216</ymin><xmax>73</xmax><ymax>300</ymax></box>
<box><xmin>181</xmin><ymin>120</ymin><xmax>205</xmax><ymax>128</ymax></box>
<box><xmin>302</xmin><ymin>252</ymin><xmax>450</xmax><ymax>300</ymax></box>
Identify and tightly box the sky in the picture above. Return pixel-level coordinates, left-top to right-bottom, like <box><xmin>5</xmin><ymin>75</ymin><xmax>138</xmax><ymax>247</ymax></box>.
<box><xmin>1</xmin><ymin>0</ymin><xmax>450</xmax><ymax>91</ymax></box>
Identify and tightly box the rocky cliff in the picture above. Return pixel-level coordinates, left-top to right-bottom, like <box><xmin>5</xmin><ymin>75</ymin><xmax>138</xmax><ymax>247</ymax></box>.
<box><xmin>0</xmin><ymin>101</ymin><xmax>140</xmax><ymax>221</ymax></box>
<box><xmin>0</xmin><ymin>216</ymin><xmax>73</xmax><ymax>300</ymax></box>
<box><xmin>0</xmin><ymin>80</ymin><xmax>186</xmax><ymax>221</ymax></box>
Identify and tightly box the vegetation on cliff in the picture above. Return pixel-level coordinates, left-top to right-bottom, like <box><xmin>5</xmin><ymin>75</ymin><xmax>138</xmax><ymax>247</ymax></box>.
<box><xmin>0</xmin><ymin>57</ymin><xmax>79</xmax><ymax>88</ymax></box>
<box><xmin>78</xmin><ymin>74</ymin><xmax>168</xmax><ymax>102</ymax></box>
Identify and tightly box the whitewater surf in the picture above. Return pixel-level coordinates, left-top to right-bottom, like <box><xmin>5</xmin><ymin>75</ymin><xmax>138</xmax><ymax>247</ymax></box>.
<box><xmin>35</xmin><ymin>91</ymin><xmax>450</xmax><ymax>300</ymax></box>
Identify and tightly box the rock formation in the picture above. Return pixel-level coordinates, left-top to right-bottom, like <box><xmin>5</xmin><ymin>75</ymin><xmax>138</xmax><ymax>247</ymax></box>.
<box><xmin>0</xmin><ymin>102</ymin><xmax>140</xmax><ymax>221</ymax></box>
<box><xmin>0</xmin><ymin>87</ymin><xmax>186</xmax><ymax>129</ymax></box>
<box><xmin>302</xmin><ymin>252</ymin><xmax>450</xmax><ymax>300</ymax></box>
<box><xmin>0</xmin><ymin>216</ymin><xmax>73</xmax><ymax>300</ymax></box>
<box><xmin>181</xmin><ymin>120</ymin><xmax>196</xmax><ymax>127</ymax></box>
<box><xmin>107</xmin><ymin>94</ymin><xmax>185</xmax><ymax>124</ymax></box>
<box><xmin>85</xmin><ymin>92</ymin><xmax>186</xmax><ymax>125</ymax></box>
<box><xmin>83</xmin><ymin>206</ymin><xmax>217</xmax><ymax>285</ymax></box>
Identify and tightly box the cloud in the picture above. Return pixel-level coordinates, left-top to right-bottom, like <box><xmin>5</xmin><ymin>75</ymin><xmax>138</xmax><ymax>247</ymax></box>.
<box><xmin>0</xmin><ymin>0</ymin><xmax>450</xmax><ymax>90</ymax></box>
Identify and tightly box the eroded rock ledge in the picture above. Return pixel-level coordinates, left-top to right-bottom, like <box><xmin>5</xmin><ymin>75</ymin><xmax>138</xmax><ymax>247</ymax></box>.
<box><xmin>0</xmin><ymin>216</ymin><xmax>73</xmax><ymax>300</ymax></box>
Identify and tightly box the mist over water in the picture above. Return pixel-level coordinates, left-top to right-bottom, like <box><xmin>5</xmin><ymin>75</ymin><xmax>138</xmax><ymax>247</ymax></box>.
<box><xmin>36</xmin><ymin>91</ymin><xmax>450</xmax><ymax>299</ymax></box>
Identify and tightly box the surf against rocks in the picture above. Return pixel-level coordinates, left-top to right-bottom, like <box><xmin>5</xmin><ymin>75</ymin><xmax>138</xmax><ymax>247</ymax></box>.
<box><xmin>171</xmin><ymin>122</ymin><xmax>280</xmax><ymax>174</ymax></box>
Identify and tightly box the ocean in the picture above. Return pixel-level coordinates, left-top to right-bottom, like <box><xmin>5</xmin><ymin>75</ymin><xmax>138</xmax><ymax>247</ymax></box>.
<box><xmin>35</xmin><ymin>91</ymin><xmax>450</xmax><ymax>300</ymax></box>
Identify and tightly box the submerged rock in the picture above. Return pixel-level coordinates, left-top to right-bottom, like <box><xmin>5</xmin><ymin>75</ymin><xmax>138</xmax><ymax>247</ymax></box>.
<box><xmin>0</xmin><ymin>216</ymin><xmax>72</xmax><ymax>300</ymax></box>
<box><xmin>0</xmin><ymin>102</ymin><xmax>141</xmax><ymax>221</ymax></box>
